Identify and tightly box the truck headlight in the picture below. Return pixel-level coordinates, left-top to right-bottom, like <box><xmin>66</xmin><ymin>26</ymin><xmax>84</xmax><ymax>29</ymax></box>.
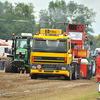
<box><xmin>61</xmin><ymin>67</ymin><xmax>66</xmax><ymax>70</ymax></box>
<box><xmin>31</xmin><ymin>66</ymin><xmax>36</xmax><ymax>69</ymax></box>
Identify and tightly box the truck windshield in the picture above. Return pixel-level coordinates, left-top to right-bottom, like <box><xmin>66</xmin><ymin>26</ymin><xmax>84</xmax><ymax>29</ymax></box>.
<box><xmin>16</xmin><ymin>39</ymin><xmax>32</xmax><ymax>49</ymax></box>
<box><xmin>68</xmin><ymin>32</ymin><xmax>83</xmax><ymax>40</ymax></box>
<box><xmin>33</xmin><ymin>39</ymin><xmax>67</xmax><ymax>53</ymax></box>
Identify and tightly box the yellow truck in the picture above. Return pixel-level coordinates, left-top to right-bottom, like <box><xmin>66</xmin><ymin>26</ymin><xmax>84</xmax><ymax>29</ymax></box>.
<box><xmin>29</xmin><ymin>29</ymin><xmax>77</xmax><ymax>80</ymax></box>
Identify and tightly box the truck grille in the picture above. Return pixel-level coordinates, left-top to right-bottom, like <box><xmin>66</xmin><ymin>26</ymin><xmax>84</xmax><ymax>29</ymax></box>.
<box><xmin>34</xmin><ymin>56</ymin><xmax>64</xmax><ymax>64</ymax></box>
<box><xmin>42</xmin><ymin>64</ymin><xmax>56</xmax><ymax>70</ymax></box>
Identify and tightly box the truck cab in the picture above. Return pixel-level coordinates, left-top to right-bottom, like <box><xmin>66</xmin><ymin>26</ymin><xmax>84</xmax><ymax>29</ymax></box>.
<box><xmin>0</xmin><ymin>46</ymin><xmax>11</xmax><ymax>57</ymax></box>
<box><xmin>29</xmin><ymin>29</ymin><xmax>77</xmax><ymax>80</ymax></box>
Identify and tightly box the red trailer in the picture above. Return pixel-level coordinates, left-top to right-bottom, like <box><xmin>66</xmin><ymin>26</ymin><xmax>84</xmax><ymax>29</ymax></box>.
<box><xmin>66</xmin><ymin>23</ymin><xmax>95</xmax><ymax>79</ymax></box>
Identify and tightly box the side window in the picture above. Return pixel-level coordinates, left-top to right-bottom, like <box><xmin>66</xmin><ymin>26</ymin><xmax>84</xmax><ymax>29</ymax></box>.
<box><xmin>5</xmin><ymin>48</ymin><xmax>8</xmax><ymax>53</ymax></box>
<box><xmin>5</xmin><ymin>48</ymin><xmax>11</xmax><ymax>54</ymax></box>
<box><xmin>68</xmin><ymin>38</ymin><xmax>70</xmax><ymax>50</ymax></box>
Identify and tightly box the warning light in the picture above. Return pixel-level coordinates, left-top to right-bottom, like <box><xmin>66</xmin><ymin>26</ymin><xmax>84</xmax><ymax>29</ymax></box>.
<box><xmin>37</xmin><ymin>31</ymin><xmax>39</xmax><ymax>35</ymax></box>
<box><xmin>12</xmin><ymin>33</ymin><xmax>15</xmax><ymax>36</ymax></box>
<box><xmin>85</xmin><ymin>35</ymin><xmax>88</xmax><ymax>37</ymax></box>
<box><xmin>66</xmin><ymin>21</ymin><xmax>68</xmax><ymax>24</ymax></box>
<box><xmin>64</xmin><ymin>21</ymin><xmax>66</xmax><ymax>25</ymax></box>
<box><xmin>63</xmin><ymin>32</ymin><xmax>66</xmax><ymax>36</ymax></box>
<box><xmin>64</xmin><ymin>21</ymin><xmax>68</xmax><ymax>25</ymax></box>
<box><xmin>85</xmin><ymin>22</ymin><xmax>89</xmax><ymax>26</ymax></box>
<box><xmin>87</xmin><ymin>22</ymin><xmax>89</xmax><ymax>26</ymax></box>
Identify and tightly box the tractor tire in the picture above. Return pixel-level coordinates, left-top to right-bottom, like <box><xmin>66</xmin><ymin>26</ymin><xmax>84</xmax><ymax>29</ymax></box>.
<box><xmin>18</xmin><ymin>69</ymin><xmax>20</xmax><ymax>73</ymax></box>
<box><xmin>26</xmin><ymin>67</ymin><xmax>30</xmax><ymax>74</ymax></box>
<box><xmin>31</xmin><ymin>74</ymin><xmax>37</xmax><ymax>79</ymax></box>
<box><xmin>22</xmin><ymin>69</ymin><xmax>24</xmax><ymax>74</ymax></box>
<box><xmin>72</xmin><ymin>63</ymin><xmax>77</xmax><ymax>80</ymax></box>
<box><xmin>5</xmin><ymin>57</ymin><xmax>18</xmax><ymax>73</ymax></box>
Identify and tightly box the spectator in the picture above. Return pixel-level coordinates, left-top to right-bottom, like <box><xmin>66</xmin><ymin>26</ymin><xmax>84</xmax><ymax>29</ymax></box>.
<box><xmin>0</xmin><ymin>55</ymin><xmax>1</xmax><ymax>60</ymax></box>
<box><xmin>0</xmin><ymin>55</ymin><xmax>1</xmax><ymax>70</ymax></box>
<box><xmin>96</xmin><ymin>52</ymin><xmax>100</xmax><ymax>82</ymax></box>
<box><xmin>1</xmin><ymin>53</ymin><xmax>6</xmax><ymax>70</ymax></box>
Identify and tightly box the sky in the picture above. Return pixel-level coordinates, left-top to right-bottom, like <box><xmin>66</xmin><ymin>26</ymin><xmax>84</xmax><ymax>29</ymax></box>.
<box><xmin>0</xmin><ymin>0</ymin><xmax>100</xmax><ymax>36</ymax></box>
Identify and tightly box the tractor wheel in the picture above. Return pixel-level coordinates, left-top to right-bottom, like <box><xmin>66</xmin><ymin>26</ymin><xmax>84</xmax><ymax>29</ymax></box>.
<box><xmin>26</xmin><ymin>67</ymin><xmax>30</xmax><ymax>74</ymax></box>
<box><xmin>22</xmin><ymin>69</ymin><xmax>24</xmax><ymax>74</ymax></box>
<box><xmin>5</xmin><ymin>57</ymin><xmax>18</xmax><ymax>73</ymax></box>
<box><xmin>31</xmin><ymin>74</ymin><xmax>37</xmax><ymax>79</ymax></box>
<box><xmin>18</xmin><ymin>68</ymin><xmax>20</xmax><ymax>73</ymax></box>
<box><xmin>72</xmin><ymin>63</ymin><xmax>77</xmax><ymax>80</ymax></box>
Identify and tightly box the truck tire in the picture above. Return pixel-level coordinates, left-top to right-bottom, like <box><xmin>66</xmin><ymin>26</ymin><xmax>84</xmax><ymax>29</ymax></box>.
<box><xmin>65</xmin><ymin>65</ymin><xmax>72</xmax><ymax>81</ymax></box>
<box><xmin>87</xmin><ymin>65</ymin><xmax>91</xmax><ymax>80</ymax></box>
<box><xmin>31</xmin><ymin>74</ymin><xmax>37</xmax><ymax>79</ymax></box>
<box><xmin>92</xmin><ymin>61</ymin><xmax>96</xmax><ymax>76</ymax></box>
<box><xmin>5</xmin><ymin>57</ymin><xmax>18</xmax><ymax>73</ymax></box>
<box><xmin>72</xmin><ymin>63</ymin><xmax>77</xmax><ymax>80</ymax></box>
<box><xmin>68</xmin><ymin>68</ymin><xmax>72</xmax><ymax>81</ymax></box>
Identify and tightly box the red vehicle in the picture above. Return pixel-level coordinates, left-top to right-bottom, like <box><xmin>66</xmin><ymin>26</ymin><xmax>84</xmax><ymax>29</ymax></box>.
<box><xmin>66</xmin><ymin>23</ymin><xmax>95</xmax><ymax>79</ymax></box>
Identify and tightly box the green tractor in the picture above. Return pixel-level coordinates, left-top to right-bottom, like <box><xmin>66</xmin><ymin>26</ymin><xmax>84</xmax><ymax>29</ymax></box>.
<box><xmin>5</xmin><ymin>33</ymin><xmax>32</xmax><ymax>73</ymax></box>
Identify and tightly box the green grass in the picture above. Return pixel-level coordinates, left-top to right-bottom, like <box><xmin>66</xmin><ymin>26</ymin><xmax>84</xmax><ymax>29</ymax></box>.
<box><xmin>74</xmin><ymin>92</ymin><xmax>100</xmax><ymax>100</ymax></box>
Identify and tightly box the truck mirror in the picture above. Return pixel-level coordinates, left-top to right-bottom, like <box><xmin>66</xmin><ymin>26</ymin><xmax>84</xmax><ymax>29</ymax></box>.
<box><xmin>90</xmin><ymin>41</ymin><xmax>93</xmax><ymax>45</ymax></box>
<box><xmin>71</xmin><ymin>42</ymin><xmax>75</xmax><ymax>49</ymax></box>
<box><xmin>27</xmin><ymin>38</ymin><xmax>30</xmax><ymax>45</ymax></box>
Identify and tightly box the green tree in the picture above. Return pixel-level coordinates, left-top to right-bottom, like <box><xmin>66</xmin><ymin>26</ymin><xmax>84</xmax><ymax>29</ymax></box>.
<box><xmin>67</xmin><ymin>1</ymin><xmax>96</xmax><ymax>34</ymax></box>
<box><xmin>87</xmin><ymin>33</ymin><xmax>96</xmax><ymax>50</ymax></box>
<box><xmin>38</xmin><ymin>0</ymin><xmax>96</xmax><ymax>34</ymax></box>
<box><xmin>0</xmin><ymin>1</ymin><xmax>36</xmax><ymax>39</ymax></box>
<box><xmin>95</xmin><ymin>34</ymin><xmax>100</xmax><ymax>48</ymax></box>
<box><xmin>39</xmin><ymin>0</ymin><xmax>68</xmax><ymax>33</ymax></box>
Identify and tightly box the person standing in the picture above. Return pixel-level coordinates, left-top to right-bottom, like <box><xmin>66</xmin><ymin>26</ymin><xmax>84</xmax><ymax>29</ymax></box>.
<box><xmin>0</xmin><ymin>55</ymin><xmax>1</xmax><ymax>70</ymax></box>
<box><xmin>96</xmin><ymin>52</ymin><xmax>100</xmax><ymax>82</ymax></box>
<box><xmin>1</xmin><ymin>53</ymin><xmax>6</xmax><ymax>70</ymax></box>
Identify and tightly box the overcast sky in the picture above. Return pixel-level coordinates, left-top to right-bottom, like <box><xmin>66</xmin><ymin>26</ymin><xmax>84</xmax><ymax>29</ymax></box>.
<box><xmin>0</xmin><ymin>0</ymin><xmax>100</xmax><ymax>36</ymax></box>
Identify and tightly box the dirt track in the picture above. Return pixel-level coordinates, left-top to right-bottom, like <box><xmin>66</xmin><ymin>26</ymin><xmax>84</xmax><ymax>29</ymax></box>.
<box><xmin>0</xmin><ymin>70</ymin><xmax>99</xmax><ymax>100</ymax></box>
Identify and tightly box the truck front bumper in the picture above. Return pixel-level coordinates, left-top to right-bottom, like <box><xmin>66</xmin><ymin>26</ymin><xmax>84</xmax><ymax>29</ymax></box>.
<box><xmin>31</xmin><ymin>69</ymin><xmax>69</xmax><ymax>77</ymax></box>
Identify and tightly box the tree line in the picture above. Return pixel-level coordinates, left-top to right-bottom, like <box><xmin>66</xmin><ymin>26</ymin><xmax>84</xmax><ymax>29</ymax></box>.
<box><xmin>0</xmin><ymin>0</ymin><xmax>99</xmax><ymax>50</ymax></box>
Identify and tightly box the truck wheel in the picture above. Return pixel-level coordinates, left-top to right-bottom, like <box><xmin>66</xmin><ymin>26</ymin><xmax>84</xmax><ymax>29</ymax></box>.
<box><xmin>92</xmin><ymin>61</ymin><xmax>96</xmax><ymax>76</ymax></box>
<box><xmin>5</xmin><ymin>57</ymin><xmax>18</xmax><ymax>73</ymax></box>
<box><xmin>68</xmin><ymin>69</ymin><xmax>72</xmax><ymax>80</ymax></box>
<box><xmin>87</xmin><ymin>65</ymin><xmax>91</xmax><ymax>80</ymax></box>
<box><xmin>65</xmin><ymin>65</ymin><xmax>72</xmax><ymax>81</ymax></box>
<box><xmin>31</xmin><ymin>74</ymin><xmax>37</xmax><ymax>79</ymax></box>
<box><xmin>72</xmin><ymin>63</ymin><xmax>77</xmax><ymax>80</ymax></box>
